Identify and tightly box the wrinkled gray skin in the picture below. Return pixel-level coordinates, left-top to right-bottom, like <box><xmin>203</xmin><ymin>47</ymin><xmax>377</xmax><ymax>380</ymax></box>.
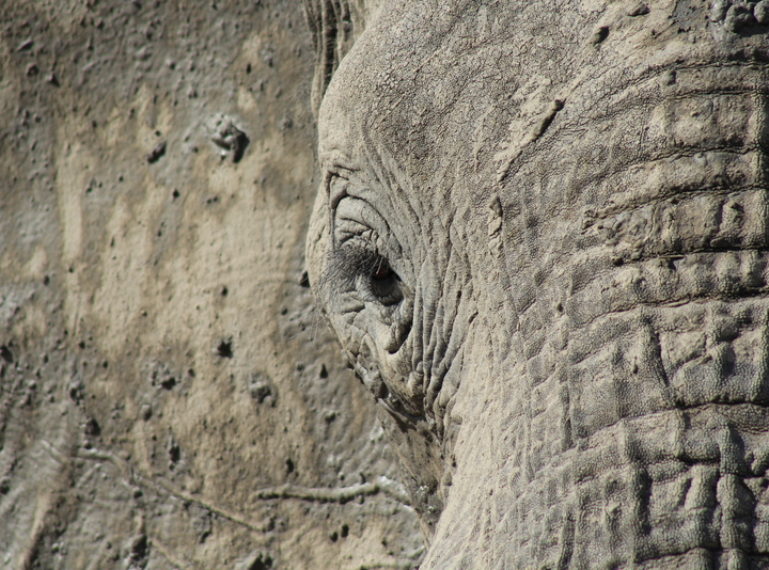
<box><xmin>305</xmin><ymin>0</ymin><xmax>769</xmax><ymax>567</ymax></box>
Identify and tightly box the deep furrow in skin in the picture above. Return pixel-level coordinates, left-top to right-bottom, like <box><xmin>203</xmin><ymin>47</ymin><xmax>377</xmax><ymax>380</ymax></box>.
<box><xmin>495</xmin><ymin>403</ymin><xmax>769</xmax><ymax>566</ymax></box>
<box><xmin>499</xmin><ymin>69</ymin><xmax>769</xmax><ymax>340</ymax></box>
<box><xmin>549</xmin><ymin>295</ymin><xmax>769</xmax><ymax>441</ymax></box>
<box><xmin>533</xmin><ymin>61</ymin><xmax>769</xmax><ymax>162</ymax></box>
<box><xmin>498</xmin><ymin>68</ymin><xmax>769</xmax><ymax>563</ymax></box>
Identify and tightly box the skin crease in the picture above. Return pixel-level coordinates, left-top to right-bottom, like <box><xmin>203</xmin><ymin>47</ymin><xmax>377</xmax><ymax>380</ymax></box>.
<box><xmin>306</xmin><ymin>0</ymin><xmax>769</xmax><ymax>567</ymax></box>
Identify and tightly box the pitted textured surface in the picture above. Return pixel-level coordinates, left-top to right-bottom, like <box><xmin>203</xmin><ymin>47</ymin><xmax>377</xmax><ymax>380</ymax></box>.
<box><xmin>0</xmin><ymin>1</ymin><xmax>421</xmax><ymax>568</ymax></box>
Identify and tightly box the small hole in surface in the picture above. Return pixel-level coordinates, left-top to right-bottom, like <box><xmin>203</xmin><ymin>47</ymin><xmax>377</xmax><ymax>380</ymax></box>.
<box><xmin>217</xmin><ymin>340</ymin><xmax>233</xmax><ymax>358</ymax></box>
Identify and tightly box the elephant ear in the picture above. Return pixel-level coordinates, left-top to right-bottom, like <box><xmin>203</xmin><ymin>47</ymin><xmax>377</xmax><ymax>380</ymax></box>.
<box><xmin>302</xmin><ymin>0</ymin><xmax>372</xmax><ymax>116</ymax></box>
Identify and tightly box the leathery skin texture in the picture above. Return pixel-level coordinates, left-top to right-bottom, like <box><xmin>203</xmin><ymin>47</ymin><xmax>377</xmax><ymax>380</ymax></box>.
<box><xmin>305</xmin><ymin>0</ymin><xmax>769</xmax><ymax>567</ymax></box>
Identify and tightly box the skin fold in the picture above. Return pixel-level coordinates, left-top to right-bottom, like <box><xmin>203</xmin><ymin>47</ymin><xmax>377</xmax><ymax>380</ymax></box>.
<box><xmin>305</xmin><ymin>0</ymin><xmax>769</xmax><ymax>567</ymax></box>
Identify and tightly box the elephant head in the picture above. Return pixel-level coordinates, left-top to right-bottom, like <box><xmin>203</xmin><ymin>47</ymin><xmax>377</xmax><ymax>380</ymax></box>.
<box><xmin>305</xmin><ymin>0</ymin><xmax>769</xmax><ymax>566</ymax></box>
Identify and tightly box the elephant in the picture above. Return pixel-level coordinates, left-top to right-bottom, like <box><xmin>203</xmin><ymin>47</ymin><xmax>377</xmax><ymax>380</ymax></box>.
<box><xmin>304</xmin><ymin>0</ymin><xmax>769</xmax><ymax>567</ymax></box>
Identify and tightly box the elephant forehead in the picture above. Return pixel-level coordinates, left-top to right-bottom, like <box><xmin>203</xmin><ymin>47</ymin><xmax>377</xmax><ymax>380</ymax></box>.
<box><xmin>318</xmin><ymin>2</ymin><xmax>586</xmax><ymax>172</ymax></box>
<box><xmin>319</xmin><ymin>1</ymin><xmax>710</xmax><ymax>192</ymax></box>
<box><xmin>320</xmin><ymin>0</ymin><xmax>769</xmax><ymax>170</ymax></box>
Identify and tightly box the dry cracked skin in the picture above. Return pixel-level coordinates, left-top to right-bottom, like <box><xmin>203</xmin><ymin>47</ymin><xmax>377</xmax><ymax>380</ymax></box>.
<box><xmin>305</xmin><ymin>0</ymin><xmax>769</xmax><ymax>567</ymax></box>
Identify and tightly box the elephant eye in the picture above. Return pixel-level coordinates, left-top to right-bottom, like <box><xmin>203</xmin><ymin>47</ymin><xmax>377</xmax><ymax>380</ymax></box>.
<box><xmin>326</xmin><ymin>244</ymin><xmax>403</xmax><ymax>306</ymax></box>
<box><xmin>368</xmin><ymin>255</ymin><xmax>401</xmax><ymax>304</ymax></box>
